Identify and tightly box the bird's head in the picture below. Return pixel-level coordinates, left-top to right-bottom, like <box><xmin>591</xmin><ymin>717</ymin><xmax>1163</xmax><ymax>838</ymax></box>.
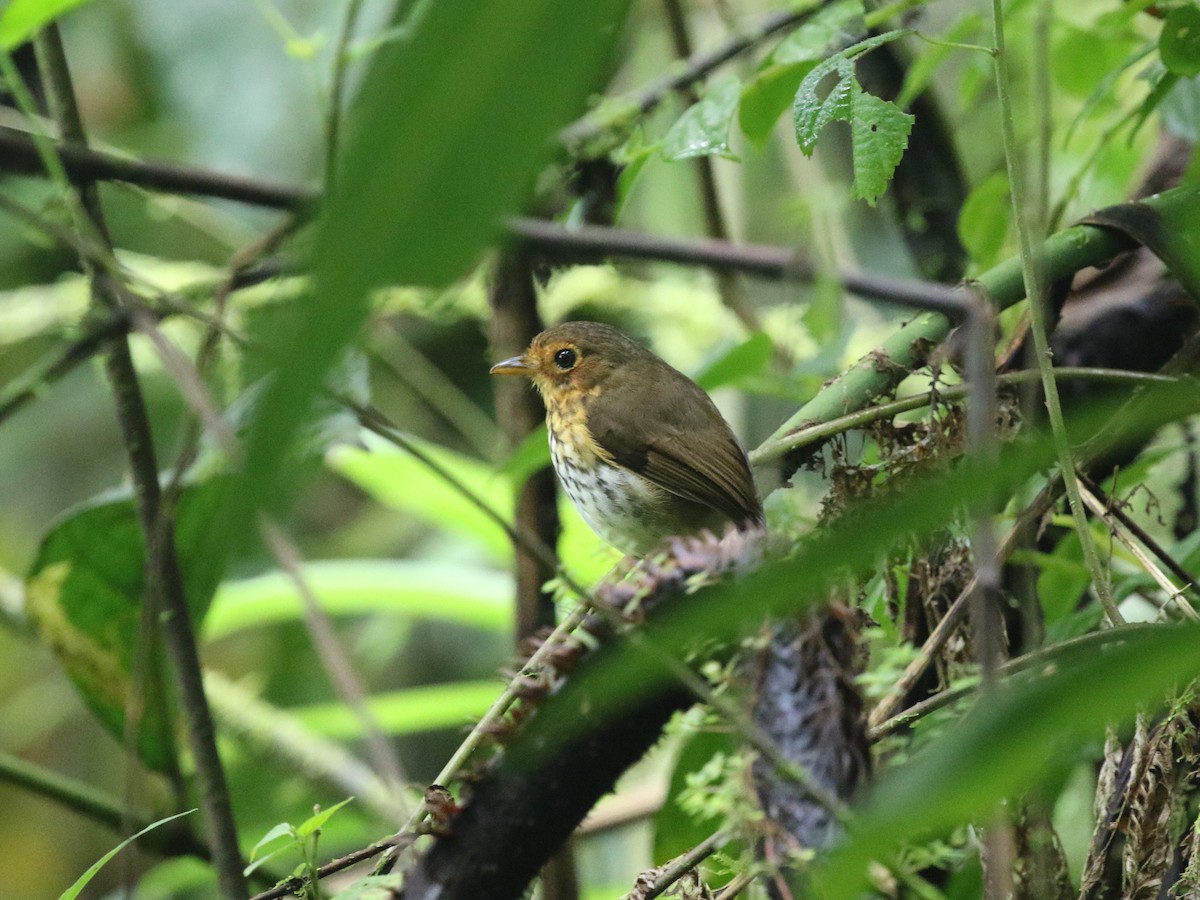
<box><xmin>489</xmin><ymin>321</ymin><xmax>646</xmax><ymax>398</ymax></box>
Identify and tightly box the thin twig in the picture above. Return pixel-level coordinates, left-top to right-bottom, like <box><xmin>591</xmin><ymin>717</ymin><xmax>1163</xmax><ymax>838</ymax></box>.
<box><xmin>1077</xmin><ymin>481</ymin><xmax>1200</xmax><ymax>622</ymax></box>
<box><xmin>259</xmin><ymin>518</ymin><xmax>411</xmax><ymax>798</ymax></box>
<box><xmin>246</xmin><ymin>834</ymin><xmax>411</xmax><ymax>900</ymax></box>
<box><xmin>715</xmin><ymin>871</ymin><xmax>756</xmax><ymax>899</ymax></box>
<box><xmin>31</xmin><ymin>26</ymin><xmax>248</xmax><ymax>897</ymax></box>
<box><xmin>634</xmin><ymin>830</ymin><xmax>727</xmax><ymax>900</ymax></box>
<box><xmin>869</xmin><ymin>625</ymin><xmax>1162</xmax><ymax>739</ymax></box>
<box><xmin>867</xmin><ymin>485</ymin><xmax>1062</xmax><ymax>731</ymax></box>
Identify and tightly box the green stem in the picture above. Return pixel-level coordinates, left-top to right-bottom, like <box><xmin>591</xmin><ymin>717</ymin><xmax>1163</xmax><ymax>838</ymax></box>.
<box><xmin>989</xmin><ymin>0</ymin><xmax>1123</xmax><ymax>626</ymax></box>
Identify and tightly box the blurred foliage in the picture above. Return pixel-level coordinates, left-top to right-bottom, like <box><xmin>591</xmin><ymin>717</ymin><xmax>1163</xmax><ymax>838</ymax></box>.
<box><xmin>0</xmin><ymin>0</ymin><xmax>1198</xmax><ymax>898</ymax></box>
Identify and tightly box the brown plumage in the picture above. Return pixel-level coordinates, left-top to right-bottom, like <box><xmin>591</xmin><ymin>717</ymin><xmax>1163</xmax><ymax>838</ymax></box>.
<box><xmin>491</xmin><ymin>321</ymin><xmax>763</xmax><ymax>557</ymax></box>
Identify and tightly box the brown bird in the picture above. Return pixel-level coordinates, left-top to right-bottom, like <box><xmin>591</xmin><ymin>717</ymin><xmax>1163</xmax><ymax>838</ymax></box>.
<box><xmin>490</xmin><ymin>321</ymin><xmax>763</xmax><ymax>557</ymax></box>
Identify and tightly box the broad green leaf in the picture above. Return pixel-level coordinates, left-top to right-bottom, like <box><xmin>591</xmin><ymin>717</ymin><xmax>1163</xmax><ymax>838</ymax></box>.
<box><xmin>738</xmin><ymin>62</ymin><xmax>815</xmax><ymax>149</ymax></box>
<box><xmin>1082</xmin><ymin>184</ymin><xmax>1200</xmax><ymax>300</ymax></box>
<box><xmin>204</xmin><ymin>559</ymin><xmax>513</xmax><ymax>639</ymax></box>
<box><xmin>59</xmin><ymin>810</ymin><xmax>194</xmax><ymax>900</ymax></box>
<box><xmin>1053</xmin><ymin>24</ymin><xmax>1139</xmax><ymax>98</ymax></box>
<box><xmin>1161</xmin><ymin>6</ymin><xmax>1200</xmax><ymax>77</ymax></box>
<box><xmin>694</xmin><ymin>333</ymin><xmax>774</xmax><ymax>391</ymax></box>
<box><xmin>814</xmin><ymin>624</ymin><xmax>1200</xmax><ymax>896</ymax></box>
<box><xmin>234</xmin><ymin>0</ymin><xmax>634</xmax><ymax>562</ymax></box>
<box><xmin>957</xmin><ymin>171</ymin><xmax>1011</xmax><ymax>269</ymax></box>
<box><xmin>328</xmin><ymin>431</ymin><xmax>619</xmax><ymax>583</ymax></box>
<box><xmin>25</xmin><ymin>481</ymin><xmax>229</xmax><ymax>771</ymax></box>
<box><xmin>661</xmin><ymin>75</ymin><xmax>742</xmax><ymax>161</ymax></box>
<box><xmin>801</xmin><ymin>277</ymin><xmax>844</xmax><ymax>344</ymax></box>
<box><xmin>328</xmin><ymin>432</ymin><xmax>514</xmax><ymax>561</ymax></box>
<box><xmin>291</xmin><ymin>680</ymin><xmax>500</xmax><ymax>737</ymax></box>
<box><xmin>769</xmin><ymin>0</ymin><xmax>864</xmax><ymax>66</ymax></box>
<box><xmin>848</xmin><ymin>87</ymin><xmax>914</xmax><ymax>205</ymax></box>
<box><xmin>0</xmin><ymin>0</ymin><xmax>94</xmax><ymax>50</ymax></box>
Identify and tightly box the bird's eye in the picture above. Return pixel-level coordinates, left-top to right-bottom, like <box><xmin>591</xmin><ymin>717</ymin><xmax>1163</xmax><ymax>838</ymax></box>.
<box><xmin>553</xmin><ymin>348</ymin><xmax>577</xmax><ymax>370</ymax></box>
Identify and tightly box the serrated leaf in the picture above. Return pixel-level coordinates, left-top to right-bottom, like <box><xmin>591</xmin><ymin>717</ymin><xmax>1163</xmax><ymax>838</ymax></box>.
<box><xmin>794</xmin><ymin>55</ymin><xmax>856</xmax><ymax>154</ymax></box>
<box><xmin>1161</xmin><ymin>6</ymin><xmax>1200</xmax><ymax>77</ymax></box>
<box><xmin>770</xmin><ymin>0</ymin><xmax>864</xmax><ymax>65</ymax></box>
<box><xmin>24</xmin><ymin>481</ymin><xmax>230</xmax><ymax>772</ymax></box>
<box><xmin>849</xmin><ymin>88</ymin><xmax>914</xmax><ymax>205</ymax></box>
<box><xmin>661</xmin><ymin>75</ymin><xmax>742</xmax><ymax>161</ymax></box>
<box><xmin>792</xmin><ymin>30</ymin><xmax>911</xmax><ymax>160</ymax></box>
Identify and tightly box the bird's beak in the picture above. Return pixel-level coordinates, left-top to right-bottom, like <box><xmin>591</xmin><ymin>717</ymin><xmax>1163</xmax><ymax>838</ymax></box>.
<box><xmin>489</xmin><ymin>354</ymin><xmax>533</xmax><ymax>376</ymax></box>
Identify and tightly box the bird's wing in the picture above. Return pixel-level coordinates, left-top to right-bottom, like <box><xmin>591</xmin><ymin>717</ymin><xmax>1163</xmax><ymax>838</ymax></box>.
<box><xmin>586</xmin><ymin>366</ymin><xmax>763</xmax><ymax>526</ymax></box>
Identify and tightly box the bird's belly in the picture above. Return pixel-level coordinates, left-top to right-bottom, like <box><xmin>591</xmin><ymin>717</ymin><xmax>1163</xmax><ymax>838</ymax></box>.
<box><xmin>550</xmin><ymin>430</ymin><xmax>711</xmax><ymax>557</ymax></box>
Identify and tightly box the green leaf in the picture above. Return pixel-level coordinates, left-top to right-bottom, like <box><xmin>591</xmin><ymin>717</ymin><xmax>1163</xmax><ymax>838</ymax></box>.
<box><xmin>661</xmin><ymin>75</ymin><xmax>743</xmax><ymax>161</ymax></box>
<box><xmin>792</xmin><ymin>29</ymin><xmax>910</xmax><ymax>155</ymax></box>
<box><xmin>327</xmin><ymin>432</ymin><xmax>514</xmax><ymax>561</ymax></box>
<box><xmin>59</xmin><ymin>810</ymin><xmax>194</xmax><ymax>900</ymax></box>
<box><xmin>957</xmin><ymin>171</ymin><xmax>1012</xmax><ymax>269</ymax></box>
<box><xmin>233</xmin><ymin>0</ymin><xmax>634</xmax><ymax>559</ymax></box>
<box><xmin>694</xmin><ymin>333</ymin><xmax>774</xmax><ymax>391</ymax></box>
<box><xmin>24</xmin><ymin>481</ymin><xmax>229</xmax><ymax>772</ymax></box>
<box><xmin>791</xmin><ymin>30</ymin><xmax>913</xmax><ymax>203</ymax></box>
<box><xmin>296</xmin><ymin>796</ymin><xmax>354</xmax><ymax>838</ymax></box>
<box><xmin>248</xmin><ymin>822</ymin><xmax>295</xmax><ymax>863</ymax></box>
<box><xmin>794</xmin><ymin>55</ymin><xmax>856</xmax><ymax>153</ymax></box>
<box><xmin>815</xmin><ymin>624</ymin><xmax>1200</xmax><ymax>896</ymax></box>
<box><xmin>653</xmin><ymin>727</ymin><xmax>736</xmax><ymax>863</ymax></box>
<box><xmin>204</xmin><ymin>559</ymin><xmax>513</xmax><ymax>639</ymax></box>
<box><xmin>1161</xmin><ymin>5</ymin><xmax>1200</xmax><ymax>77</ymax></box>
<box><xmin>291</xmin><ymin>680</ymin><xmax>501</xmax><ymax>738</ymax></box>
<box><xmin>738</xmin><ymin>62</ymin><xmax>815</xmax><ymax>149</ymax></box>
<box><xmin>0</xmin><ymin>0</ymin><xmax>95</xmax><ymax>50</ymax></box>
<box><xmin>848</xmin><ymin>87</ymin><xmax>914</xmax><ymax>205</ymax></box>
